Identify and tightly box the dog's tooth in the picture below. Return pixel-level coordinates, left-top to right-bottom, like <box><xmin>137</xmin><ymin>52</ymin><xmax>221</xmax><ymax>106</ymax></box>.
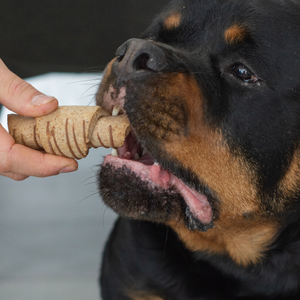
<box><xmin>154</xmin><ymin>161</ymin><xmax>160</xmax><ymax>166</ymax></box>
<box><xmin>112</xmin><ymin>105</ymin><xmax>122</xmax><ymax>116</ymax></box>
<box><xmin>134</xmin><ymin>153</ymin><xmax>140</xmax><ymax>160</ymax></box>
<box><xmin>142</xmin><ymin>148</ymin><xmax>148</xmax><ymax>156</ymax></box>
<box><xmin>111</xmin><ymin>148</ymin><xmax>118</xmax><ymax>157</ymax></box>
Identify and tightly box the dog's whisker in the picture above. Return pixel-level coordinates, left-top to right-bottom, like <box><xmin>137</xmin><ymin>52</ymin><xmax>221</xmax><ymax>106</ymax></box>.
<box><xmin>80</xmin><ymin>175</ymin><xmax>97</xmax><ymax>186</ymax></box>
<box><xmin>77</xmin><ymin>192</ymin><xmax>99</xmax><ymax>204</ymax></box>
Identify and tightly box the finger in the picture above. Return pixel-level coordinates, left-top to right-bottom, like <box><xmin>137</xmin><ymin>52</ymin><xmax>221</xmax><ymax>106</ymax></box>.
<box><xmin>0</xmin><ymin>172</ymin><xmax>28</xmax><ymax>181</ymax></box>
<box><xmin>7</xmin><ymin>143</ymin><xmax>79</xmax><ymax>177</ymax></box>
<box><xmin>0</xmin><ymin>125</ymin><xmax>78</xmax><ymax>177</ymax></box>
<box><xmin>0</xmin><ymin>59</ymin><xmax>58</xmax><ymax>117</ymax></box>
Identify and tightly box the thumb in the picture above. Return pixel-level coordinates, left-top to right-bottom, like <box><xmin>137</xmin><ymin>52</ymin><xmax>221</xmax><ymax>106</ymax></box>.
<box><xmin>0</xmin><ymin>59</ymin><xmax>58</xmax><ymax>117</ymax></box>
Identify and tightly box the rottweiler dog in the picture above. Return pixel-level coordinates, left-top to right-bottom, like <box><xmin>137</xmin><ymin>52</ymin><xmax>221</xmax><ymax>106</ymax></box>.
<box><xmin>96</xmin><ymin>0</ymin><xmax>300</xmax><ymax>299</ymax></box>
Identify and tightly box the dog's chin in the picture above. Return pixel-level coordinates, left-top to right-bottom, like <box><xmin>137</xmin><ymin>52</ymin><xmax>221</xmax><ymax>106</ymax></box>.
<box><xmin>99</xmin><ymin>163</ymin><xmax>184</xmax><ymax>221</ymax></box>
<box><xmin>98</xmin><ymin>132</ymin><xmax>214</xmax><ymax>232</ymax></box>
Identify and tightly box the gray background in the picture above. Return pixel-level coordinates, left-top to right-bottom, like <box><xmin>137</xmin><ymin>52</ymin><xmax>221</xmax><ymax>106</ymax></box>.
<box><xmin>0</xmin><ymin>147</ymin><xmax>116</xmax><ymax>300</ymax></box>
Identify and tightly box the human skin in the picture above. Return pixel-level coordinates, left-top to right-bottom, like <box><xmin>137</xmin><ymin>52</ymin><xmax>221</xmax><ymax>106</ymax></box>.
<box><xmin>0</xmin><ymin>59</ymin><xmax>78</xmax><ymax>181</ymax></box>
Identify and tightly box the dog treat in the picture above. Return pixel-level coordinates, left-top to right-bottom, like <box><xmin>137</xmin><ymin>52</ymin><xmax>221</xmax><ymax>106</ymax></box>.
<box><xmin>7</xmin><ymin>106</ymin><xmax>130</xmax><ymax>159</ymax></box>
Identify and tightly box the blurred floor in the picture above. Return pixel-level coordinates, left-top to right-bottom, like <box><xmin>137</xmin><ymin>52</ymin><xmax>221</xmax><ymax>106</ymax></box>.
<box><xmin>0</xmin><ymin>74</ymin><xmax>117</xmax><ymax>300</ymax></box>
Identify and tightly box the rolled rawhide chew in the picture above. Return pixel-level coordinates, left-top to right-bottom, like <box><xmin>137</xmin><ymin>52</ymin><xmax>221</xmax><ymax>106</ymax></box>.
<box><xmin>8</xmin><ymin>115</ymin><xmax>43</xmax><ymax>150</ymax></box>
<box><xmin>89</xmin><ymin>114</ymin><xmax>130</xmax><ymax>149</ymax></box>
<box><xmin>8</xmin><ymin>106</ymin><xmax>130</xmax><ymax>159</ymax></box>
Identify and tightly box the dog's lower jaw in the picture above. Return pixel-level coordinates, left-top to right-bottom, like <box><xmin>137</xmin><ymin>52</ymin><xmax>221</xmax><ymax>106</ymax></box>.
<box><xmin>99</xmin><ymin>163</ymin><xmax>184</xmax><ymax>221</ymax></box>
<box><xmin>185</xmin><ymin>207</ymin><xmax>214</xmax><ymax>231</ymax></box>
<box><xmin>98</xmin><ymin>162</ymin><xmax>214</xmax><ymax>232</ymax></box>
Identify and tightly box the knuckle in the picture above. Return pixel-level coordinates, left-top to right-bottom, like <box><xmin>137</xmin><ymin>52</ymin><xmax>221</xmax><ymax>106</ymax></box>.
<box><xmin>7</xmin><ymin>77</ymin><xmax>33</xmax><ymax>101</ymax></box>
<box><xmin>0</xmin><ymin>151</ymin><xmax>13</xmax><ymax>174</ymax></box>
<box><xmin>11</xmin><ymin>173</ymin><xmax>27</xmax><ymax>181</ymax></box>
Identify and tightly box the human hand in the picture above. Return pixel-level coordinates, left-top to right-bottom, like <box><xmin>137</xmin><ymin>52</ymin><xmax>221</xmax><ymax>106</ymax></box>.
<box><xmin>0</xmin><ymin>59</ymin><xmax>78</xmax><ymax>181</ymax></box>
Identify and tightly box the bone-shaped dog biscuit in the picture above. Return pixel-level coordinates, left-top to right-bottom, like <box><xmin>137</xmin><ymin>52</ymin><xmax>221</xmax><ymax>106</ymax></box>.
<box><xmin>7</xmin><ymin>106</ymin><xmax>130</xmax><ymax>159</ymax></box>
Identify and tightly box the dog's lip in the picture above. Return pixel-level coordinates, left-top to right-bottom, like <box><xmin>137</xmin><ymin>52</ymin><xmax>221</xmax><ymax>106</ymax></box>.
<box><xmin>103</xmin><ymin>133</ymin><xmax>213</xmax><ymax>225</ymax></box>
<box><xmin>100</xmin><ymin>104</ymin><xmax>213</xmax><ymax>225</ymax></box>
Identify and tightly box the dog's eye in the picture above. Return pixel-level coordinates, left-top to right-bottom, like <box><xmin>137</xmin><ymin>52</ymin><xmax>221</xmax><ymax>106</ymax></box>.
<box><xmin>232</xmin><ymin>64</ymin><xmax>258</xmax><ymax>83</ymax></box>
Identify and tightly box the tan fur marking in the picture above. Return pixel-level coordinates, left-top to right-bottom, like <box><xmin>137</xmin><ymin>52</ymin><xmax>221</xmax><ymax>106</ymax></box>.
<box><xmin>161</xmin><ymin>73</ymin><xmax>278</xmax><ymax>266</ymax></box>
<box><xmin>164</xmin><ymin>74</ymin><xmax>259</xmax><ymax>217</ymax></box>
<box><xmin>148</xmin><ymin>73</ymin><xmax>260</xmax><ymax>218</ymax></box>
<box><xmin>224</xmin><ymin>24</ymin><xmax>248</xmax><ymax>44</ymax></box>
<box><xmin>168</xmin><ymin>220</ymin><xmax>277</xmax><ymax>266</ymax></box>
<box><xmin>128</xmin><ymin>291</ymin><xmax>164</xmax><ymax>300</ymax></box>
<box><xmin>277</xmin><ymin>148</ymin><xmax>300</xmax><ymax>210</ymax></box>
<box><xmin>165</xmin><ymin>133</ymin><xmax>259</xmax><ymax>215</ymax></box>
<box><xmin>164</xmin><ymin>13</ymin><xmax>181</xmax><ymax>30</ymax></box>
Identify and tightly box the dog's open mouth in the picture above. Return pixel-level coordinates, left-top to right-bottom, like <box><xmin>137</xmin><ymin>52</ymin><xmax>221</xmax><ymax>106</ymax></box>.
<box><xmin>101</xmin><ymin>106</ymin><xmax>214</xmax><ymax>229</ymax></box>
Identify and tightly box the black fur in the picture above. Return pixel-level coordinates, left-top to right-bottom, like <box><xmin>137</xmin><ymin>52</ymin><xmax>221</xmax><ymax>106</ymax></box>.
<box><xmin>97</xmin><ymin>0</ymin><xmax>300</xmax><ymax>299</ymax></box>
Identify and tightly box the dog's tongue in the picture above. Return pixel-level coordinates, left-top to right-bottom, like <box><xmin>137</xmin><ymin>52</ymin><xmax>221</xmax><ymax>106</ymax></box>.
<box><xmin>103</xmin><ymin>155</ymin><xmax>213</xmax><ymax>225</ymax></box>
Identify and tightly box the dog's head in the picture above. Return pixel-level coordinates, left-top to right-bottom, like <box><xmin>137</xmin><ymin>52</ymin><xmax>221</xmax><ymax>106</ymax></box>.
<box><xmin>97</xmin><ymin>0</ymin><xmax>300</xmax><ymax>265</ymax></box>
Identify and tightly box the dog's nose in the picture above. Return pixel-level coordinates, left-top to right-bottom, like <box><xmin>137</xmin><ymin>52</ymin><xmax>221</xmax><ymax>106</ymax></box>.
<box><xmin>112</xmin><ymin>38</ymin><xmax>167</xmax><ymax>75</ymax></box>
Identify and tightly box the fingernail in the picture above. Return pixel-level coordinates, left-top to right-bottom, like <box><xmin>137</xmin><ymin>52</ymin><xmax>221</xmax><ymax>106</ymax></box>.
<box><xmin>31</xmin><ymin>95</ymin><xmax>55</xmax><ymax>106</ymax></box>
<box><xmin>59</xmin><ymin>166</ymin><xmax>78</xmax><ymax>174</ymax></box>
